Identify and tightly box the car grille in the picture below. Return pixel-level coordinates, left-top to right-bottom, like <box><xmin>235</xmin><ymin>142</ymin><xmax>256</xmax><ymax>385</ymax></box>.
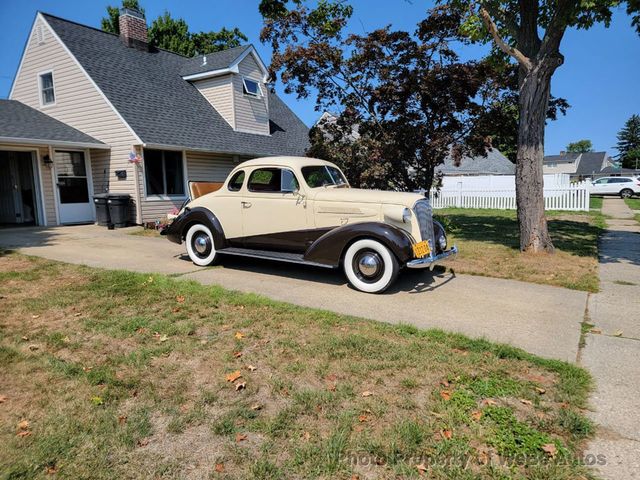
<box><xmin>413</xmin><ymin>199</ymin><xmax>435</xmax><ymax>249</ymax></box>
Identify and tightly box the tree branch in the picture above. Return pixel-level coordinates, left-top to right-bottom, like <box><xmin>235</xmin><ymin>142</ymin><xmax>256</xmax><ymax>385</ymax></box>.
<box><xmin>479</xmin><ymin>6</ymin><xmax>532</xmax><ymax>70</ymax></box>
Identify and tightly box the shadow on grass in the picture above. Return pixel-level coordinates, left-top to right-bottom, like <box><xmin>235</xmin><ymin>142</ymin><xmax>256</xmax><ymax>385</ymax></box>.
<box><xmin>437</xmin><ymin>212</ymin><xmax>600</xmax><ymax>258</ymax></box>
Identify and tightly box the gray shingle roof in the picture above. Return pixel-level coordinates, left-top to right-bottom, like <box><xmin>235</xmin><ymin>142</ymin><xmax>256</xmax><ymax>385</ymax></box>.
<box><xmin>436</xmin><ymin>148</ymin><xmax>515</xmax><ymax>175</ymax></box>
<box><xmin>574</xmin><ymin>152</ymin><xmax>607</xmax><ymax>176</ymax></box>
<box><xmin>0</xmin><ymin>99</ymin><xmax>105</xmax><ymax>146</ymax></box>
<box><xmin>543</xmin><ymin>153</ymin><xmax>580</xmax><ymax>164</ymax></box>
<box><xmin>179</xmin><ymin>45</ymin><xmax>252</xmax><ymax>76</ymax></box>
<box><xmin>42</xmin><ymin>13</ymin><xmax>309</xmax><ymax>157</ymax></box>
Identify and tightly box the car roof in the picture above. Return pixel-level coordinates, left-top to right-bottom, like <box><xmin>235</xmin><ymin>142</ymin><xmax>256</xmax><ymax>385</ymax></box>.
<box><xmin>236</xmin><ymin>156</ymin><xmax>336</xmax><ymax>169</ymax></box>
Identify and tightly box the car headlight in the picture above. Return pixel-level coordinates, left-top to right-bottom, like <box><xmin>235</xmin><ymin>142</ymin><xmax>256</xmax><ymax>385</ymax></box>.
<box><xmin>438</xmin><ymin>234</ymin><xmax>447</xmax><ymax>250</ymax></box>
<box><xmin>402</xmin><ymin>208</ymin><xmax>411</xmax><ymax>223</ymax></box>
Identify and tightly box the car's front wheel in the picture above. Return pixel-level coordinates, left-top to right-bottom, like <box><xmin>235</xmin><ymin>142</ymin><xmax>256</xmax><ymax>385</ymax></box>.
<box><xmin>343</xmin><ymin>239</ymin><xmax>399</xmax><ymax>294</ymax></box>
<box><xmin>620</xmin><ymin>188</ymin><xmax>634</xmax><ymax>199</ymax></box>
<box><xmin>185</xmin><ymin>223</ymin><xmax>218</xmax><ymax>266</ymax></box>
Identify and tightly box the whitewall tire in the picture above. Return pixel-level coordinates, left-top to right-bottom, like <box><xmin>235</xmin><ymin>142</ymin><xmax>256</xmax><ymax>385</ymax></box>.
<box><xmin>343</xmin><ymin>239</ymin><xmax>399</xmax><ymax>293</ymax></box>
<box><xmin>185</xmin><ymin>224</ymin><xmax>217</xmax><ymax>266</ymax></box>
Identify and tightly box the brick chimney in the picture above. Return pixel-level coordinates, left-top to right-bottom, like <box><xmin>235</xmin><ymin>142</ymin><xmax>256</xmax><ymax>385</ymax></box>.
<box><xmin>119</xmin><ymin>7</ymin><xmax>148</xmax><ymax>50</ymax></box>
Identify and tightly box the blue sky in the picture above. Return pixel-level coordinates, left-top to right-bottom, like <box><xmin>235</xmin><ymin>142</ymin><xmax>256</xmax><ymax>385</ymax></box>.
<box><xmin>1</xmin><ymin>0</ymin><xmax>638</xmax><ymax>155</ymax></box>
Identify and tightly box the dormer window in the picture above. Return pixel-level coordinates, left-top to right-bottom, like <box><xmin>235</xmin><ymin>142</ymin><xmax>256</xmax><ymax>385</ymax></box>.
<box><xmin>242</xmin><ymin>77</ymin><xmax>262</xmax><ymax>97</ymax></box>
<box><xmin>39</xmin><ymin>71</ymin><xmax>55</xmax><ymax>106</ymax></box>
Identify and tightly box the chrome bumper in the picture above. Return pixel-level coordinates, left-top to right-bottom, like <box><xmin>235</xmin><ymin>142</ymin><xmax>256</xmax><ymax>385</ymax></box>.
<box><xmin>406</xmin><ymin>245</ymin><xmax>458</xmax><ymax>270</ymax></box>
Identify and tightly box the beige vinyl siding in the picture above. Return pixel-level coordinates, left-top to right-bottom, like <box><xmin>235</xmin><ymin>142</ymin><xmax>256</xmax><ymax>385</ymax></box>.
<box><xmin>10</xmin><ymin>16</ymin><xmax>141</xmax><ymax>222</ymax></box>
<box><xmin>138</xmin><ymin>150</ymin><xmax>236</xmax><ymax>223</ymax></box>
<box><xmin>232</xmin><ymin>55</ymin><xmax>269</xmax><ymax>135</ymax></box>
<box><xmin>193</xmin><ymin>75</ymin><xmax>235</xmax><ymax>128</ymax></box>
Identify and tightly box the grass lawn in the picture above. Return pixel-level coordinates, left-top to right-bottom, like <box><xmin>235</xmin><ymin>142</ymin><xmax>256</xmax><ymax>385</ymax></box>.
<box><xmin>623</xmin><ymin>198</ymin><xmax>640</xmax><ymax>224</ymax></box>
<box><xmin>589</xmin><ymin>196</ymin><xmax>603</xmax><ymax>211</ymax></box>
<box><xmin>434</xmin><ymin>208</ymin><xmax>604</xmax><ymax>292</ymax></box>
<box><xmin>0</xmin><ymin>253</ymin><xmax>596</xmax><ymax>479</ymax></box>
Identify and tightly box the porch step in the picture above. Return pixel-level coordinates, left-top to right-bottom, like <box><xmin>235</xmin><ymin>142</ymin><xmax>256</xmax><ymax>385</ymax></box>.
<box><xmin>217</xmin><ymin>247</ymin><xmax>333</xmax><ymax>268</ymax></box>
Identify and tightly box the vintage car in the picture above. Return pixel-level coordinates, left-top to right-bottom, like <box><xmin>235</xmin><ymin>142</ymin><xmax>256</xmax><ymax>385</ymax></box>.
<box><xmin>162</xmin><ymin>157</ymin><xmax>457</xmax><ymax>293</ymax></box>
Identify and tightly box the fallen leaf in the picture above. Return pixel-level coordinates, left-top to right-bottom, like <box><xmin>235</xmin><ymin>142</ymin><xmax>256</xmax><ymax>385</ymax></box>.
<box><xmin>440</xmin><ymin>390</ymin><xmax>451</xmax><ymax>401</ymax></box>
<box><xmin>91</xmin><ymin>396</ymin><xmax>104</xmax><ymax>406</ymax></box>
<box><xmin>0</xmin><ymin>395</ymin><xmax>7</xmax><ymax>403</ymax></box>
<box><xmin>613</xmin><ymin>329</ymin><xmax>623</xmax><ymax>337</ymax></box>
<box><xmin>520</xmin><ymin>399</ymin><xmax>533</xmax><ymax>406</ymax></box>
<box><xmin>541</xmin><ymin>443</ymin><xmax>557</xmax><ymax>458</ymax></box>
<box><xmin>327</xmin><ymin>384</ymin><xmax>336</xmax><ymax>392</ymax></box>
<box><xmin>361</xmin><ymin>391</ymin><xmax>373</xmax><ymax>397</ymax></box>
<box><xmin>74</xmin><ymin>312</ymin><xmax>82</xmax><ymax>317</ymax></box>
<box><xmin>471</xmin><ymin>410</ymin><xmax>482</xmax><ymax>421</ymax></box>
<box><xmin>351</xmin><ymin>475</ymin><xmax>360</xmax><ymax>480</ymax></box>
<box><xmin>235</xmin><ymin>433</ymin><xmax>247</xmax><ymax>442</ymax></box>
<box><xmin>235</xmin><ymin>381</ymin><xmax>246</xmax><ymax>391</ymax></box>
<box><xmin>214</xmin><ymin>463</ymin><xmax>224</xmax><ymax>473</ymax></box>
<box><xmin>32</xmin><ymin>314</ymin><xmax>40</xmax><ymax>319</ymax></box>
<box><xmin>233</xmin><ymin>351</ymin><xmax>243</xmax><ymax>358</ymax></box>
<box><xmin>28</xmin><ymin>344</ymin><xmax>39</xmax><ymax>351</ymax></box>
<box><xmin>226</xmin><ymin>371</ymin><xmax>242</xmax><ymax>382</ymax></box>
<box><xmin>135</xmin><ymin>327</ymin><xmax>147</xmax><ymax>334</ymax></box>
<box><xmin>176</xmin><ymin>295</ymin><xmax>185</xmax><ymax>303</ymax></box>
<box><xmin>17</xmin><ymin>430</ymin><xmax>31</xmax><ymax>438</ymax></box>
<box><xmin>535</xmin><ymin>387</ymin><xmax>546</xmax><ymax>395</ymax></box>
<box><xmin>246</xmin><ymin>365</ymin><xmax>257</xmax><ymax>372</ymax></box>
<box><xmin>17</xmin><ymin>420</ymin><xmax>30</xmax><ymax>430</ymax></box>
<box><xmin>137</xmin><ymin>438</ymin><xmax>149</xmax><ymax>447</ymax></box>
<box><xmin>481</xmin><ymin>399</ymin><xmax>497</xmax><ymax>406</ymax></box>
<box><xmin>21</xmin><ymin>336</ymin><xmax>28</xmax><ymax>341</ymax></box>
<box><xmin>302</xmin><ymin>431</ymin><xmax>311</xmax><ymax>441</ymax></box>
<box><xmin>234</xmin><ymin>332</ymin><xmax>245</xmax><ymax>339</ymax></box>
<box><xmin>440</xmin><ymin>379</ymin><xmax>450</xmax><ymax>387</ymax></box>
<box><xmin>45</xmin><ymin>465</ymin><xmax>57</xmax><ymax>475</ymax></box>
<box><xmin>358</xmin><ymin>414</ymin><xmax>369</xmax><ymax>423</ymax></box>
<box><xmin>416</xmin><ymin>462</ymin><xmax>428</xmax><ymax>474</ymax></box>
<box><xmin>172</xmin><ymin>307</ymin><xmax>180</xmax><ymax>313</ymax></box>
<box><xmin>118</xmin><ymin>415</ymin><xmax>127</xmax><ymax>425</ymax></box>
<box><xmin>476</xmin><ymin>448</ymin><xmax>489</xmax><ymax>465</ymax></box>
<box><xmin>441</xmin><ymin>429</ymin><xmax>453</xmax><ymax>439</ymax></box>
<box><xmin>250</xmin><ymin>403</ymin><xmax>262</xmax><ymax>411</ymax></box>
<box><xmin>590</xmin><ymin>328</ymin><xmax>602</xmax><ymax>334</ymax></box>
<box><xmin>158</xmin><ymin>334</ymin><xmax>169</xmax><ymax>342</ymax></box>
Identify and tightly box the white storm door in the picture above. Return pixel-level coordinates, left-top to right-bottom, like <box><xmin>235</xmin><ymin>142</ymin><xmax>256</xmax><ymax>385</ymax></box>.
<box><xmin>54</xmin><ymin>150</ymin><xmax>94</xmax><ymax>224</ymax></box>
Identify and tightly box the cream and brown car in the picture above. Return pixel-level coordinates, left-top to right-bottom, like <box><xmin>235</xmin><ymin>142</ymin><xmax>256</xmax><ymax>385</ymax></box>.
<box><xmin>162</xmin><ymin>157</ymin><xmax>457</xmax><ymax>293</ymax></box>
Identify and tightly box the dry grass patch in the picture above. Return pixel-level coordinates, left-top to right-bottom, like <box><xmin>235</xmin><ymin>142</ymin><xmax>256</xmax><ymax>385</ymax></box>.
<box><xmin>0</xmin><ymin>254</ymin><xmax>596</xmax><ymax>479</ymax></box>
<box><xmin>435</xmin><ymin>209</ymin><xmax>604</xmax><ymax>292</ymax></box>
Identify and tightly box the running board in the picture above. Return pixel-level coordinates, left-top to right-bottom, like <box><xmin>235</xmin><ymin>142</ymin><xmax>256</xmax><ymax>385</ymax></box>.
<box><xmin>217</xmin><ymin>247</ymin><xmax>334</xmax><ymax>268</ymax></box>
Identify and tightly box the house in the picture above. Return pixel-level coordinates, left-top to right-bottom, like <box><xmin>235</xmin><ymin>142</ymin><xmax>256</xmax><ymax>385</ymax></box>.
<box><xmin>1</xmin><ymin>8</ymin><xmax>309</xmax><ymax>227</ymax></box>
<box><xmin>435</xmin><ymin>149</ymin><xmax>515</xmax><ymax>176</ymax></box>
<box><xmin>543</xmin><ymin>151</ymin><xmax>616</xmax><ymax>179</ymax></box>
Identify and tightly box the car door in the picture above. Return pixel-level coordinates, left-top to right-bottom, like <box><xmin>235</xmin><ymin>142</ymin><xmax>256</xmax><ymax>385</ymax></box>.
<box><xmin>591</xmin><ymin>178</ymin><xmax>609</xmax><ymax>194</ymax></box>
<box><xmin>240</xmin><ymin>167</ymin><xmax>310</xmax><ymax>252</ymax></box>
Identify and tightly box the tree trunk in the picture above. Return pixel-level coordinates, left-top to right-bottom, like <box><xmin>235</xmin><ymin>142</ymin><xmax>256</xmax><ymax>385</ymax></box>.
<box><xmin>515</xmin><ymin>61</ymin><xmax>556</xmax><ymax>253</ymax></box>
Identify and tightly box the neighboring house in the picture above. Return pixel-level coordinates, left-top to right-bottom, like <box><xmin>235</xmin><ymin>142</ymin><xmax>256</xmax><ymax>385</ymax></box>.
<box><xmin>1</xmin><ymin>8</ymin><xmax>309</xmax><ymax>227</ymax></box>
<box><xmin>435</xmin><ymin>149</ymin><xmax>515</xmax><ymax>176</ymax></box>
<box><xmin>543</xmin><ymin>151</ymin><xmax>616</xmax><ymax>179</ymax></box>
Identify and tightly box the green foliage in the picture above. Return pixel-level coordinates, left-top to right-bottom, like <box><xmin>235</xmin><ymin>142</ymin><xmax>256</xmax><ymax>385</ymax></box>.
<box><xmin>566</xmin><ymin>139</ymin><xmax>594</xmax><ymax>153</ymax></box>
<box><xmin>616</xmin><ymin>114</ymin><xmax>640</xmax><ymax>169</ymax></box>
<box><xmin>101</xmin><ymin>1</ymin><xmax>247</xmax><ymax>57</ymax></box>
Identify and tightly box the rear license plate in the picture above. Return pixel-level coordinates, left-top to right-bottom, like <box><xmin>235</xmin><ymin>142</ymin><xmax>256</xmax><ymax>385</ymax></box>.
<box><xmin>412</xmin><ymin>240</ymin><xmax>431</xmax><ymax>259</ymax></box>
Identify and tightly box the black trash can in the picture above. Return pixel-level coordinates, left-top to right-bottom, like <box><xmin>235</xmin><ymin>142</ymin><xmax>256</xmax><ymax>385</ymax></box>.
<box><xmin>107</xmin><ymin>194</ymin><xmax>131</xmax><ymax>228</ymax></box>
<box><xmin>93</xmin><ymin>194</ymin><xmax>111</xmax><ymax>226</ymax></box>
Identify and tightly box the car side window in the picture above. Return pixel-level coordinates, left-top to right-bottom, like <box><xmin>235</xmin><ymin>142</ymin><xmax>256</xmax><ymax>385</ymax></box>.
<box><xmin>248</xmin><ymin>168</ymin><xmax>299</xmax><ymax>193</ymax></box>
<box><xmin>228</xmin><ymin>170</ymin><xmax>245</xmax><ymax>191</ymax></box>
<box><xmin>594</xmin><ymin>178</ymin><xmax>607</xmax><ymax>184</ymax></box>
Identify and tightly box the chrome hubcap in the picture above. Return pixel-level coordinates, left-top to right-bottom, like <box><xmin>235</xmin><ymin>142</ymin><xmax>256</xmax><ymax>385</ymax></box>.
<box><xmin>358</xmin><ymin>253</ymin><xmax>380</xmax><ymax>277</ymax></box>
<box><xmin>194</xmin><ymin>235</ymin><xmax>209</xmax><ymax>254</ymax></box>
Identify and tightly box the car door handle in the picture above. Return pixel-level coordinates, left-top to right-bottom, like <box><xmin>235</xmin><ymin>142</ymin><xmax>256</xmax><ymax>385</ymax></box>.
<box><xmin>241</xmin><ymin>201</ymin><xmax>252</xmax><ymax>208</ymax></box>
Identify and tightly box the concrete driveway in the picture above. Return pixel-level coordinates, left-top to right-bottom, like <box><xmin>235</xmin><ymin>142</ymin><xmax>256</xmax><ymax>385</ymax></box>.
<box><xmin>0</xmin><ymin>224</ymin><xmax>585</xmax><ymax>362</ymax></box>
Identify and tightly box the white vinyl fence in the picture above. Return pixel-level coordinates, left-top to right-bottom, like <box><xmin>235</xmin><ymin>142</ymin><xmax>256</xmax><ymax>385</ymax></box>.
<box><xmin>429</xmin><ymin>180</ymin><xmax>590</xmax><ymax>211</ymax></box>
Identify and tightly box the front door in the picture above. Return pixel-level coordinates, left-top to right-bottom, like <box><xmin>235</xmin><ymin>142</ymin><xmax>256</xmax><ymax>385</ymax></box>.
<box><xmin>241</xmin><ymin>167</ymin><xmax>309</xmax><ymax>252</ymax></box>
<box><xmin>54</xmin><ymin>150</ymin><xmax>93</xmax><ymax>224</ymax></box>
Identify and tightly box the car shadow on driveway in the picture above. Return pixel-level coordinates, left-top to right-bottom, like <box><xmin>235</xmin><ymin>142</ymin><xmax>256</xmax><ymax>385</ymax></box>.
<box><xmin>176</xmin><ymin>253</ymin><xmax>453</xmax><ymax>294</ymax></box>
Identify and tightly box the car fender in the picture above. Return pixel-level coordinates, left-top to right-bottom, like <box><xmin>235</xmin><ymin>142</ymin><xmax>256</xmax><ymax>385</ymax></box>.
<box><xmin>162</xmin><ymin>207</ymin><xmax>227</xmax><ymax>249</ymax></box>
<box><xmin>303</xmin><ymin>222</ymin><xmax>415</xmax><ymax>267</ymax></box>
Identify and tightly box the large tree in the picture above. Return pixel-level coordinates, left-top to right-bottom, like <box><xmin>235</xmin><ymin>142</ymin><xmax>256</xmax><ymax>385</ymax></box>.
<box><xmin>451</xmin><ymin>0</ymin><xmax>640</xmax><ymax>252</ymax></box>
<box><xmin>615</xmin><ymin>114</ymin><xmax>640</xmax><ymax>169</ymax></box>
<box><xmin>261</xmin><ymin>3</ymin><xmax>516</xmax><ymax>191</ymax></box>
<box><xmin>101</xmin><ymin>2</ymin><xmax>247</xmax><ymax>57</ymax></box>
<box><xmin>566</xmin><ymin>139</ymin><xmax>594</xmax><ymax>153</ymax></box>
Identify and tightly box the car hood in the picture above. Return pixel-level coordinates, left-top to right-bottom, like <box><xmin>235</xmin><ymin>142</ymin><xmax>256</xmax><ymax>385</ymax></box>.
<box><xmin>311</xmin><ymin>187</ymin><xmax>425</xmax><ymax>207</ymax></box>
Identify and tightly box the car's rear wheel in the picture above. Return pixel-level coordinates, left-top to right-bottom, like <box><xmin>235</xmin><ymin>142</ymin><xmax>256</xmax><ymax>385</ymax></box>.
<box><xmin>343</xmin><ymin>239</ymin><xmax>399</xmax><ymax>293</ymax></box>
<box><xmin>185</xmin><ymin>223</ymin><xmax>217</xmax><ymax>266</ymax></box>
<box><xmin>620</xmin><ymin>188</ymin><xmax>634</xmax><ymax>199</ymax></box>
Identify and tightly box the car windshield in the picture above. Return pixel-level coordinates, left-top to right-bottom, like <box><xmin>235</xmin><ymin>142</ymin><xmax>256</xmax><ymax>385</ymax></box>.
<box><xmin>301</xmin><ymin>165</ymin><xmax>349</xmax><ymax>188</ymax></box>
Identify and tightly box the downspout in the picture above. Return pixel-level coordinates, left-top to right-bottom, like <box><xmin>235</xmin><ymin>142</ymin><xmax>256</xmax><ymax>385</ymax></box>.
<box><xmin>133</xmin><ymin>145</ymin><xmax>143</xmax><ymax>224</ymax></box>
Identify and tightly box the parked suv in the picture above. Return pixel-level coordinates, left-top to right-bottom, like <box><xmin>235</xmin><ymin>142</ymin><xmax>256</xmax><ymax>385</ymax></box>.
<box><xmin>590</xmin><ymin>176</ymin><xmax>640</xmax><ymax>198</ymax></box>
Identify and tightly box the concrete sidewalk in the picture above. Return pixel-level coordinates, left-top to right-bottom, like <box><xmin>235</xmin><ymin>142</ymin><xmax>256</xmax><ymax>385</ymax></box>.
<box><xmin>582</xmin><ymin>198</ymin><xmax>640</xmax><ymax>479</ymax></box>
<box><xmin>0</xmin><ymin>223</ymin><xmax>584</xmax><ymax>362</ymax></box>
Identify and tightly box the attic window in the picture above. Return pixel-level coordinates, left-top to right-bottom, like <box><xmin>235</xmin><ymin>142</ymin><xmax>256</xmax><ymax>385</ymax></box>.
<box><xmin>39</xmin><ymin>71</ymin><xmax>55</xmax><ymax>106</ymax></box>
<box><xmin>242</xmin><ymin>78</ymin><xmax>262</xmax><ymax>97</ymax></box>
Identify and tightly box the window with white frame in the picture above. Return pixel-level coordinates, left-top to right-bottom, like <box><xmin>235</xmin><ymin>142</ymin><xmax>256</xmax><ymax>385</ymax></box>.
<box><xmin>144</xmin><ymin>149</ymin><xmax>185</xmax><ymax>197</ymax></box>
<box><xmin>39</xmin><ymin>72</ymin><xmax>55</xmax><ymax>105</ymax></box>
<box><xmin>242</xmin><ymin>77</ymin><xmax>262</xmax><ymax>97</ymax></box>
